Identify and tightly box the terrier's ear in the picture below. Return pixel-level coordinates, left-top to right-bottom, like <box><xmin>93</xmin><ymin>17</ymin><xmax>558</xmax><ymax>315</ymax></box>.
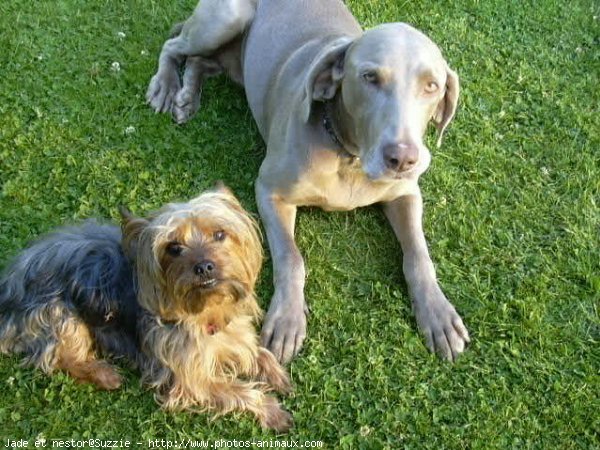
<box><xmin>119</xmin><ymin>205</ymin><xmax>133</xmax><ymax>222</ymax></box>
<box><xmin>119</xmin><ymin>206</ymin><xmax>149</xmax><ymax>259</ymax></box>
<box><xmin>213</xmin><ymin>180</ymin><xmax>234</xmax><ymax>196</ymax></box>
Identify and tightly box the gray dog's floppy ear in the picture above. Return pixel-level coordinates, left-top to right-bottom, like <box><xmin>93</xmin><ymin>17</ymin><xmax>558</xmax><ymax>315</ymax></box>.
<box><xmin>433</xmin><ymin>65</ymin><xmax>460</xmax><ymax>148</ymax></box>
<box><xmin>301</xmin><ymin>37</ymin><xmax>354</xmax><ymax>122</ymax></box>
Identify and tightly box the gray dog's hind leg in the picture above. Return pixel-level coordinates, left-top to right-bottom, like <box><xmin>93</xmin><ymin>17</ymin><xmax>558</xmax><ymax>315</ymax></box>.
<box><xmin>146</xmin><ymin>36</ymin><xmax>185</xmax><ymax>113</ymax></box>
<box><xmin>172</xmin><ymin>37</ymin><xmax>244</xmax><ymax>124</ymax></box>
<box><xmin>147</xmin><ymin>0</ymin><xmax>256</xmax><ymax>115</ymax></box>
<box><xmin>172</xmin><ymin>56</ymin><xmax>221</xmax><ymax>124</ymax></box>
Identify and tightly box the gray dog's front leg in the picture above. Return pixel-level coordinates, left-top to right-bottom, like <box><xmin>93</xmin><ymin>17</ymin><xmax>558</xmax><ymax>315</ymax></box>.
<box><xmin>256</xmin><ymin>182</ymin><xmax>308</xmax><ymax>364</ymax></box>
<box><xmin>383</xmin><ymin>193</ymin><xmax>470</xmax><ymax>361</ymax></box>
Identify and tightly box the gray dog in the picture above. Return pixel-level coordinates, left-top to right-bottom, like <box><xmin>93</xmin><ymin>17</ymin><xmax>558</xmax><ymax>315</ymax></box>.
<box><xmin>147</xmin><ymin>0</ymin><xmax>470</xmax><ymax>363</ymax></box>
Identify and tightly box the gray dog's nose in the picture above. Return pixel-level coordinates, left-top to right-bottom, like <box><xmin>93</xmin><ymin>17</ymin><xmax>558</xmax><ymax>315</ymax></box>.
<box><xmin>383</xmin><ymin>143</ymin><xmax>418</xmax><ymax>172</ymax></box>
<box><xmin>194</xmin><ymin>260</ymin><xmax>216</xmax><ymax>277</ymax></box>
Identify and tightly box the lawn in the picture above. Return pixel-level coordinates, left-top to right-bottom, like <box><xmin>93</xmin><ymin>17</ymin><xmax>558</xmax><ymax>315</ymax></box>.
<box><xmin>0</xmin><ymin>0</ymin><xmax>598</xmax><ymax>448</ymax></box>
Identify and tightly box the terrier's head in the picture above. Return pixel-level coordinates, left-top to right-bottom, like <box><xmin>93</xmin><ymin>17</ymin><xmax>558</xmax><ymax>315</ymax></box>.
<box><xmin>121</xmin><ymin>184</ymin><xmax>262</xmax><ymax>333</ymax></box>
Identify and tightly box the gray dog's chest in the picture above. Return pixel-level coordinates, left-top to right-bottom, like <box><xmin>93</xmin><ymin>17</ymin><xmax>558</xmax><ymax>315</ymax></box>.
<box><xmin>288</xmin><ymin>151</ymin><xmax>419</xmax><ymax>211</ymax></box>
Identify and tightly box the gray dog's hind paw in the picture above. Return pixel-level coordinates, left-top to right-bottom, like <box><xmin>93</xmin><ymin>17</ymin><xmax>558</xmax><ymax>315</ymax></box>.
<box><xmin>146</xmin><ymin>73</ymin><xmax>181</xmax><ymax>114</ymax></box>
<box><xmin>172</xmin><ymin>88</ymin><xmax>201</xmax><ymax>124</ymax></box>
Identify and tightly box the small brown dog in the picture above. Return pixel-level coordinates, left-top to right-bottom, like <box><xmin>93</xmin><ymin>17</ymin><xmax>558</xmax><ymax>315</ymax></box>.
<box><xmin>0</xmin><ymin>185</ymin><xmax>292</xmax><ymax>431</ymax></box>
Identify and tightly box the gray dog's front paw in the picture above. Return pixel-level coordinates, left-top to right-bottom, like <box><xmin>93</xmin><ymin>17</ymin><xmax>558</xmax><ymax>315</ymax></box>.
<box><xmin>261</xmin><ymin>290</ymin><xmax>308</xmax><ymax>364</ymax></box>
<box><xmin>413</xmin><ymin>285</ymin><xmax>470</xmax><ymax>361</ymax></box>
<box><xmin>146</xmin><ymin>73</ymin><xmax>181</xmax><ymax>114</ymax></box>
<box><xmin>172</xmin><ymin>87</ymin><xmax>201</xmax><ymax>124</ymax></box>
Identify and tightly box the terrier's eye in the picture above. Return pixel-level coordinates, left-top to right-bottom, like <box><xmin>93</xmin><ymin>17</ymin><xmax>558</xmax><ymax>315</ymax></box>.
<box><xmin>425</xmin><ymin>81</ymin><xmax>439</xmax><ymax>93</ymax></box>
<box><xmin>166</xmin><ymin>242</ymin><xmax>183</xmax><ymax>257</ymax></box>
<box><xmin>214</xmin><ymin>230</ymin><xmax>226</xmax><ymax>242</ymax></box>
<box><xmin>361</xmin><ymin>70</ymin><xmax>380</xmax><ymax>85</ymax></box>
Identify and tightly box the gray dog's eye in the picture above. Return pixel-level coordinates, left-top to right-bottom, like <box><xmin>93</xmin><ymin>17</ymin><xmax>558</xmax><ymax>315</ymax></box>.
<box><xmin>214</xmin><ymin>230</ymin><xmax>227</xmax><ymax>241</ymax></box>
<box><xmin>425</xmin><ymin>81</ymin><xmax>439</xmax><ymax>93</ymax></box>
<box><xmin>361</xmin><ymin>71</ymin><xmax>379</xmax><ymax>85</ymax></box>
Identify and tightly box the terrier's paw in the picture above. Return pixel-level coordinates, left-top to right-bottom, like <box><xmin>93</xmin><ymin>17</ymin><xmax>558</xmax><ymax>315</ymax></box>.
<box><xmin>257</xmin><ymin>348</ymin><xmax>293</xmax><ymax>395</ymax></box>
<box><xmin>270</xmin><ymin>370</ymin><xmax>293</xmax><ymax>396</ymax></box>
<box><xmin>261</xmin><ymin>397</ymin><xmax>293</xmax><ymax>433</ymax></box>
<box><xmin>91</xmin><ymin>361</ymin><xmax>123</xmax><ymax>390</ymax></box>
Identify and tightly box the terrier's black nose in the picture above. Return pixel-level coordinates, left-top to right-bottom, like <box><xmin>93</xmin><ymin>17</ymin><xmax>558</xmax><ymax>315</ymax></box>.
<box><xmin>194</xmin><ymin>260</ymin><xmax>216</xmax><ymax>277</ymax></box>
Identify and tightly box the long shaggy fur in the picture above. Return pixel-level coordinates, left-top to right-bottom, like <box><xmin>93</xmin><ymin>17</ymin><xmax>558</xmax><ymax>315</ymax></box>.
<box><xmin>0</xmin><ymin>188</ymin><xmax>292</xmax><ymax>431</ymax></box>
<box><xmin>0</xmin><ymin>222</ymin><xmax>138</xmax><ymax>372</ymax></box>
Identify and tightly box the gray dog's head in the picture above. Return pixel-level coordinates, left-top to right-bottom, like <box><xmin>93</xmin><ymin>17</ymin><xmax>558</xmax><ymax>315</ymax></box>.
<box><xmin>302</xmin><ymin>23</ymin><xmax>459</xmax><ymax>181</ymax></box>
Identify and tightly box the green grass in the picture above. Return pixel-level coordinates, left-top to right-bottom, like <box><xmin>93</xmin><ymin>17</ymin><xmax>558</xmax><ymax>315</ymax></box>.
<box><xmin>1</xmin><ymin>0</ymin><xmax>598</xmax><ymax>448</ymax></box>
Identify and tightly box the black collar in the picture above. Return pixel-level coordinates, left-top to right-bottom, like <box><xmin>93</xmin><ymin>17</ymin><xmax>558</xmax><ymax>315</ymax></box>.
<box><xmin>322</xmin><ymin>101</ymin><xmax>360</xmax><ymax>163</ymax></box>
<box><xmin>322</xmin><ymin>101</ymin><xmax>344</xmax><ymax>148</ymax></box>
